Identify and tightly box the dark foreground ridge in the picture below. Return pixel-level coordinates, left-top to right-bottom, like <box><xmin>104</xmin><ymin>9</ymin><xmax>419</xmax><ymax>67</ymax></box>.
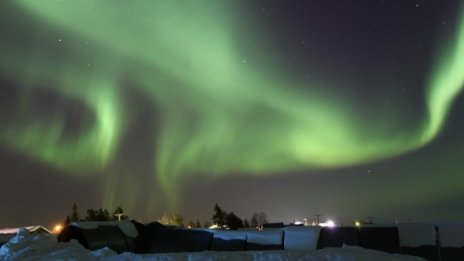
<box><xmin>56</xmin><ymin>221</ymin><xmax>463</xmax><ymax>261</ymax></box>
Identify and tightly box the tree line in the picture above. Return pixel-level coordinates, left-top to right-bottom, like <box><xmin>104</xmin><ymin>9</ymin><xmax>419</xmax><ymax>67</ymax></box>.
<box><xmin>212</xmin><ymin>203</ymin><xmax>268</xmax><ymax>229</ymax></box>
<box><xmin>65</xmin><ymin>202</ymin><xmax>268</xmax><ymax>230</ymax></box>
<box><xmin>155</xmin><ymin>203</ymin><xmax>269</xmax><ymax>230</ymax></box>
<box><xmin>64</xmin><ymin>203</ymin><xmax>128</xmax><ymax>224</ymax></box>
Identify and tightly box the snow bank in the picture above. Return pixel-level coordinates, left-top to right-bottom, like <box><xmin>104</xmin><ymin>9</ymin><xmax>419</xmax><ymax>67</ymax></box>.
<box><xmin>103</xmin><ymin>248</ymin><xmax>424</xmax><ymax>261</ymax></box>
<box><xmin>212</xmin><ymin>230</ymin><xmax>247</xmax><ymax>241</ymax></box>
<box><xmin>246</xmin><ymin>228</ymin><xmax>283</xmax><ymax>250</ymax></box>
<box><xmin>0</xmin><ymin>228</ymin><xmax>425</xmax><ymax>261</ymax></box>
<box><xmin>0</xmin><ymin>228</ymin><xmax>117</xmax><ymax>260</ymax></box>
<box><xmin>210</xmin><ymin>230</ymin><xmax>247</xmax><ymax>251</ymax></box>
<box><xmin>284</xmin><ymin>226</ymin><xmax>320</xmax><ymax>250</ymax></box>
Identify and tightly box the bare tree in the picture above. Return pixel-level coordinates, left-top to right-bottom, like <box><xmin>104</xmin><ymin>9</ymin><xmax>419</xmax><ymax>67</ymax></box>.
<box><xmin>250</xmin><ymin>212</ymin><xmax>268</xmax><ymax>227</ymax></box>
<box><xmin>158</xmin><ymin>212</ymin><xmax>184</xmax><ymax>227</ymax></box>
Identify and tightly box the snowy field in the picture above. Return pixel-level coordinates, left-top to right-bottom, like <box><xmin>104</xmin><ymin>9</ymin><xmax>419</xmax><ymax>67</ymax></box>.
<box><xmin>0</xmin><ymin>228</ymin><xmax>425</xmax><ymax>261</ymax></box>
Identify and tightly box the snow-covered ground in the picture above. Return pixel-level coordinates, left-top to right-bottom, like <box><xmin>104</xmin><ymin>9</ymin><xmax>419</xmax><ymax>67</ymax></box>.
<box><xmin>109</xmin><ymin>248</ymin><xmax>425</xmax><ymax>261</ymax></box>
<box><xmin>0</xmin><ymin>228</ymin><xmax>425</xmax><ymax>260</ymax></box>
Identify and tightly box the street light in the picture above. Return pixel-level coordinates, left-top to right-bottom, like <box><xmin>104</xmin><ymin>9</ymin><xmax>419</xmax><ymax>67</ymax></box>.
<box><xmin>53</xmin><ymin>224</ymin><xmax>64</xmax><ymax>234</ymax></box>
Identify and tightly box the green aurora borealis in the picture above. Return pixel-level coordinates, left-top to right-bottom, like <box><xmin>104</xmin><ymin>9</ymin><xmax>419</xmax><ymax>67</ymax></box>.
<box><xmin>1</xmin><ymin>1</ymin><xmax>464</xmax><ymax>223</ymax></box>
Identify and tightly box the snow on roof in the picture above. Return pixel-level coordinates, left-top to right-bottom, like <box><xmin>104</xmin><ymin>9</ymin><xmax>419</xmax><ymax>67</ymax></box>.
<box><xmin>0</xmin><ymin>226</ymin><xmax>51</xmax><ymax>235</ymax></box>
<box><xmin>0</xmin><ymin>228</ymin><xmax>115</xmax><ymax>260</ymax></box>
<box><xmin>69</xmin><ymin>221</ymin><xmax>138</xmax><ymax>238</ymax></box>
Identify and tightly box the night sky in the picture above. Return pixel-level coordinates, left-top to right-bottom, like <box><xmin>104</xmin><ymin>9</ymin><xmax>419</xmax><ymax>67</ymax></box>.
<box><xmin>1</xmin><ymin>0</ymin><xmax>464</xmax><ymax>228</ymax></box>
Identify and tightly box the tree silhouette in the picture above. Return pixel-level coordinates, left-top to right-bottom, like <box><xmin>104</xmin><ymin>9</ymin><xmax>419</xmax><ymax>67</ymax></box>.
<box><xmin>71</xmin><ymin>203</ymin><xmax>80</xmax><ymax>222</ymax></box>
<box><xmin>64</xmin><ymin>203</ymin><xmax>80</xmax><ymax>224</ymax></box>
<box><xmin>243</xmin><ymin>218</ymin><xmax>250</xmax><ymax>228</ymax></box>
<box><xmin>112</xmin><ymin>206</ymin><xmax>128</xmax><ymax>221</ymax></box>
<box><xmin>212</xmin><ymin>203</ymin><xmax>227</xmax><ymax>227</ymax></box>
<box><xmin>212</xmin><ymin>203</ymin><xmax>245</xmax><ymax>229</ymax></box>
<box><xmin>225</xmin><ymin>212</ymin><xmax>244</xmax><ymax>230</ymax></box>
<box><xmin>85</xmin><ymin>208</ymin><xmax>111</xmax><ymax>221</ymax></box>
<box><xmin>64</xmin><ymin>215</ymin><xmax>71</xmax><ymax>225</ymax></box>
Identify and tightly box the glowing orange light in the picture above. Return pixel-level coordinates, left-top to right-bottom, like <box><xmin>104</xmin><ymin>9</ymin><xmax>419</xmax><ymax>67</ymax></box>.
<box><xmin>53</xmin><ymin>224</ymin><xmax>64</xmax><ymax>234</ymax></box>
